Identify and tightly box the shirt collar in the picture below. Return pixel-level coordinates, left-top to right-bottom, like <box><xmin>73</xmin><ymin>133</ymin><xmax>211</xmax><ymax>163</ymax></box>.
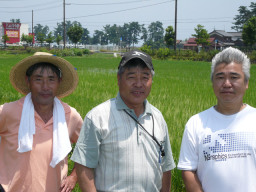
<box><xmin>115</xmin><ymin>92</ymin><xmax>152</xmax><ymax>116</ymax></box>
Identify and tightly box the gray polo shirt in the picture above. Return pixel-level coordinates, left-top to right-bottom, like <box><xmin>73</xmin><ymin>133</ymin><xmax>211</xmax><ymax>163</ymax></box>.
<box><xmin>71</xmin><ymin>93</ymin><xmax>175</xmax><ymax>191</ymax></box>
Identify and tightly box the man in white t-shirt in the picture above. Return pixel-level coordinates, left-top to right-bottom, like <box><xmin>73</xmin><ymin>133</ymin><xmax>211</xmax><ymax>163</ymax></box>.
<box><xmin>178</xmin><ymin>47</ymin><xmax>256</xmax><ymax>192</ymax></box>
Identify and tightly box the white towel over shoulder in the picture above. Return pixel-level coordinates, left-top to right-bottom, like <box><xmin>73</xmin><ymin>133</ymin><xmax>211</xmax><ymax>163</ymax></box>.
<box><xmin>17</xmin><ymin>93</ymin><xmax>71</xmax><ymax>168</ymax></box>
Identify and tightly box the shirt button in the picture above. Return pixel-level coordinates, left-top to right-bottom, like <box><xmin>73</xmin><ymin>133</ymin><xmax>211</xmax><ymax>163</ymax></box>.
<box><xmin>139</xmin><ymin>132</ymin><xmax>142</xmax><ymax>136</ymax></box>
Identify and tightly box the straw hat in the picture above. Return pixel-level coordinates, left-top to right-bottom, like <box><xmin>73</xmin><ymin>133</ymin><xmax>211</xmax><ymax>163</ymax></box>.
<box><xmin>10</xmin><ymin>52</ymin><xmax>78</xmax><ymax>98</ymax></box>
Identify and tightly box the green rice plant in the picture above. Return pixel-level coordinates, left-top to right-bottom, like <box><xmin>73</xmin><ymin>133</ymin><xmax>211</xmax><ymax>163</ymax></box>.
<box><xmin>0</xmin><ymin>54</ymin><xmax>255</xmax><ymax>192</ymax></box>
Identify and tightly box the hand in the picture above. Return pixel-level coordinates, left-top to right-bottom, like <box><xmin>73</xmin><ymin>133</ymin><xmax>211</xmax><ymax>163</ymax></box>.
<box><xmin>60</xmin><ymin>175</ymin><xmax>77</xmax><ymax>192</ymax></box>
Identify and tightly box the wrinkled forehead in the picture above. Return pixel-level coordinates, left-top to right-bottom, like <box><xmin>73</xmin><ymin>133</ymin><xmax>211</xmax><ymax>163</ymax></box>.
<box><xmin>214</xmin><ymin>62</ymin><xmax>242</xmax><ymax>72</ymax></box>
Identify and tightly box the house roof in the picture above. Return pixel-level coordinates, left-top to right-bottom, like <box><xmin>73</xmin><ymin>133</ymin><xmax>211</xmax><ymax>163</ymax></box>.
<box><xmin>184</xmin><ymin>44</ymin><xmax>197</xmax><ymax>47</ymax></box>
<box><xmin>186</xmin><ymin>37</ymin><xmax>215</xmax><ymax>44</ymax></box>
<box><xmin>209</xmin><ymin>30</ymin><xmax>242</xmax><ymax>38</ymax></box>
<box><xmin>209</xmin><ymin>30</ymin><xmax>232</xmax><ymax>37</ymax></box>
<box><xmin>228</xmin><ymin>32</ymin><xmax>242</xmax><ymax>37</ymax></box>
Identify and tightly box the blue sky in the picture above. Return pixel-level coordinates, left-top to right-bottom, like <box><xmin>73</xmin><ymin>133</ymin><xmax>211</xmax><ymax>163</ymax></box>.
<box><xmin>0</xmin><ymin>0</ymin><xmax>253</xmax><ymax>40</ymax></box>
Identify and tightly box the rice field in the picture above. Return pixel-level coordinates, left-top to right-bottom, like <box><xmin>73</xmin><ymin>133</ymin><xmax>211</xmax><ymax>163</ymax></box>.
<box><xmin>0</xmin><ymin>53</ymin><xmax>256</xmax><ymax>191</ymax></box>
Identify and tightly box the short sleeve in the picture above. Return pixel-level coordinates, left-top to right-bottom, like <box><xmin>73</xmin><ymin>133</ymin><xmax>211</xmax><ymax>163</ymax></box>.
<box><xmin>177</xmin><ymin>121</ymin><xmax>199</xmax><ymax>171</ymax></box>
<box><xmin>69</xmin><ymin>109</ymin><xmax>83</xmax><ymax>144</ymax></box>
<box><xmin>161</xmin><ymin>123</ymin><xmax>176</xmax><ymax>172</ymax></box>
<box><xmin>0</xmin><ymin>104</ymin><xmax>6</xmax><ymax>135</ymax></box>
<box><xmin>71</xmin><ymin>116</ymin><xmax>101</xmax><ymax>168</ymax></box>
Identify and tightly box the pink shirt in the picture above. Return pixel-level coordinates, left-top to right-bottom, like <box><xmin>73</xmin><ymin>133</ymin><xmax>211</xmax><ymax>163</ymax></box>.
<box><xmin>0</xmin><ymin>97</ymin><xmax>83</xmax><ymax>192</ymax></box>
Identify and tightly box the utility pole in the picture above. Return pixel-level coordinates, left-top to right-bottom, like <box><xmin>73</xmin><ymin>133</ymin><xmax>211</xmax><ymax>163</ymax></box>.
<box><xmin>63</xmin><ymin>0</ymin><xmax>66</xmax><ymax>49</ymax></box>
<box><xmin>174</xmin><ymin>0</ymin><xmax>177</xmax><ymax>52</ymax></box>
<box><xmin>32</xmin><ymin>10</ymin><xmax>34</xmax><ymax>47</ymax></box>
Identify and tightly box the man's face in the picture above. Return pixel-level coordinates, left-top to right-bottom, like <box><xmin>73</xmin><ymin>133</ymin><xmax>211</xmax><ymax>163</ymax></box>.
<box><xmin>118</xmin><ymin>66</ymin><xmax>152</xmax><ymax>109</ymax></box>
<box><xmin>27</xmin><ymin>67</ymin><xmax>60</xmax><ymax>106</ymax></box>
<box><xmin>212</xmin><ymin>62</ymin><xmax>248</xmax><ymax>106</ymax></box>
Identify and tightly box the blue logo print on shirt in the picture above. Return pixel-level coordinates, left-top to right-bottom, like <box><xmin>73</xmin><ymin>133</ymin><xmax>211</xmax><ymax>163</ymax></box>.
<box><xmin>203</xmin><ymin>132</ymin><xmax>255</xmax><ymax>161</ymax></box>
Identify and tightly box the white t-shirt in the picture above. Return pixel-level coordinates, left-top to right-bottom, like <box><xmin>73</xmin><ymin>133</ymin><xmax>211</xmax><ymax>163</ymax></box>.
<box><xmin>178</xmin><ymin>105</ymin><xmax>256</xmax><ymax>192</ymax></box>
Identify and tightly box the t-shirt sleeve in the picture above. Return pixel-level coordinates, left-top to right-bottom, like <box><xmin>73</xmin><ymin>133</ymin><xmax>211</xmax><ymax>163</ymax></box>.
<box><xmin>71</xmin><ymin>116</ymin><xmax>101</xmax><ymax>168</ymax></box>
<box><xmin>69</xmin><ymin>109</ymin><xmax>83</xmax><ymax>144</ymax></box>
<box><xmin>161</xmin><ymin>120</ymin><xmax>176</xmax><ymax>172</ymax></box>
<box><xmin>0</xmin><ymin>104</ymin><xmax>6</xmax><ymax>135</ymax></box>
<box><xmin>177</xmin><ymin>120</ymin><xmax>199</xmax><ymax>171</ymax></box>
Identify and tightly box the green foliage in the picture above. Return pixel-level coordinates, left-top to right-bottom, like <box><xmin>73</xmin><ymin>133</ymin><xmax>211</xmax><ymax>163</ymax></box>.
<box><xmin>232</xmin><ymin>2</ymin><xmax>256</xmax><ymax>31</ymax></box>
<box><xmin>83</xmin><ymin>49</ymin><xmax>90</xmax><ymax>55</ymax></box>
<box><xmin>165</xmin><ymin>26</ymin><xmax>175</xmax><ymax>48</ymax></box>
<box><xmin>81</xmin><ymin>28</ymin><xmax>90</xmax><ymax>45</ymax></box>
<box><xmin>37</xmin><ymin>32</ymin><xmax>45</xmax><ymax>46</ymax></box>
<box><xmin>140</xmin><ymin>45</ymin><xmax>155</xmax><ymax>56</ymax></box>
<box><xmin>67</xmin><ymin>24</ymin><xmax>83</xmax><ymax>46</ymax></box>
<box><xmin>10</xmin><ymin>18</ymin><xmax>20</xmax><ymax>23</ymax></box>
<box><xmin>21</xmin><ymin>34</ymin><xmax>33</xmax><ymax>46</ymax></box>
<box><xmin>156</xmin><ymin>48</ymin><xmax>171</xmax><ymax>60</ymax></box>
<box><xmin>242</xmin><ymin>16</ymin><xmax>256</xmax><ymax>46</ymax></box>
<box><xmin>45</xmin><ymin>32</ymin><xmax>55</xmax><ymax>47</ymax></box>
<box><xmin>55</xmin><ymin>34</ymin><xmax>62</xmax><ymax>45</ymax></box>
<box><xmin>2</xmin><ymin>34</ymin><xmax>10</xmax><ymax>46</ymax></box>
<box><xmin>192</xmin><ymin>24</ymin><xmax>210</xmax><ymax>49</ymax></box>
<box><xmin>249</xmin><ymin>50</ymin><xmax>256</xmax><ymax>63</ymax></box>
<box><xmin>49</xmin><ymin>48</ymin><xmax>89</xmax><ymax>57</ymax></box>
<box><xmin>34</xmin><ymin>24</ymin><xmax>49</xmax><ymax>41</ymax></box>
<box><xmin>72</xmin><ymin>48</ymin><xmax>83</xmax><ymax>56</ymax></box>
<box><xmin>146</xmin><ymin>21</ymin><xmax>165</xmax><ymax>49</ymax></box>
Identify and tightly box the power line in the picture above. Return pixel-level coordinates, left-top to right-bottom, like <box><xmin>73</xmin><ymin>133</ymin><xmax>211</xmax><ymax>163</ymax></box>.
<box><xmin>0</xmin><ymin>0</ymin><xmax>61</xmax><ymax>10</ymax></box>
<box><xmin>69</xmin><ymin>0</ymin><xmax>160</xmax><ymax>6</ymax></box>
<box><xmin>35</xmin><ymin>0</ymin><xmax>173</xmax><ymax>23</ymax></box>
<box><xmin>0</xmin><ymin>5</ymin><xmax>61</xmax><ymax>13</ymax></box>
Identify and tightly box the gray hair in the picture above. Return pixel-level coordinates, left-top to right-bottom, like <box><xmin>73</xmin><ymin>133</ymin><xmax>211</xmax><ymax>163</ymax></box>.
<box><xmin>118</xmin><ymin>58</ymin><xmax>155</xmax><ymax>77</ymax></box>
<box><xmin>211</xmin><ymin>47</ymin><xmax>250</xmax><ymax>82</ymax></box>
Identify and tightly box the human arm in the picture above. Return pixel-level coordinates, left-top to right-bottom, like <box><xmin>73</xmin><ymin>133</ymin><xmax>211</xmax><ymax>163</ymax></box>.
<box><xmin>75</xmin><ymin>163</ymin><xmax>97</xmax><ymax>192</ymax></box>
<box><xmin>70</xmin><ymin>114</ymin><xmax>101</xmax><ymax>192</ymax></box>
<box><xmin>60</xmin><ymin>166</ymin><xmax>77</xmax><ymax>192</ymax></box>
<box><xmin>182</xmin><ymin>170</ymin><xmax>203</xmax><ymax>192</ymax></box>
<box><xmin>160</xmin><ymin>170</ymin><xmax>172</xmax><ymax>192</ymax></box>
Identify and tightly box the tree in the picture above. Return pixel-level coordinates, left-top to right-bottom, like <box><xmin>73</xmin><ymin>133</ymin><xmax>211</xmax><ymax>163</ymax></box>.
<box><xmin>54</xmin><ymin>22</ymin><xmax>63</xmax><ymax>38</ymax></box>
<box><xmin>34</xmin><ymin>24</ymin><xmax>49</xmax><ymax>42</ymax></box>
<box><xmin>141</xmin><ymin>25</ymin><xmax>148</xmax><ymax>43</ymax></box>
<box><xmin>37</xmin><ymin>32</ymin><xmax>45</xmax><ymax>46</ymax></box>
<box><xmin>2</xmin><ymin>34</ymin><xmax>10</xmax><ymax>47</ymax></box>
<box><xmin>81</xmin><ymin>28</ymin><xmax>90</xmax><ymax>44</ymax></box>
<box><xmin>67</xmin><ymin>24</ymin><xmax>83</xmax><ymax>47</ymax></box>
<box><xmin>232</xmin><ymin>2</ymin><xmax>256</xmax><ymax>31</ymax></box>
<box><xmin>120</xmin><ymin>23</ymin><xmax>130</xmax><ymax>49</ymax></box>
<box><xmin>192</xmin><ymin>24</ymin><xmax>210</xmax><ymax>50</ymax></box>
<box><xmin>55</xmin><ymin>34</ymin><xmax>62</xmax><ymax>45</ymax></box>
<box><xmin>10</xmin><ymin>19</ymin><xmax>20</xmax><ymax>23</ymax></box>
<box><xmin>45</xmin><ymin>32</ymin><xmax>55</xmax><ymax>48</ymax></box>
<box><xmin>104</xmin><ymin>24</ymin><xmax>120</xmax><ymax>46</ymax></box>
<box><xmin>147</xmin><ymin>21</ymin><xmax>165</xmax><ymax>49</ymax></box>
<box><xmin>128</xmin><ymin>22</ymin><xmax>142</xmax><ymax>48</ymax></box>
<box><xmin>92</xmin><ymin>30</ymin><xmax>104</xmax><ymax>45</ymax></box>
<box><xmin>164</xmin><ymin>26</ymin><xmax>175</xmax><ymax>49</ymax></box>
<box><xmin>242</xmin><ymin>16</ymin><xmax>256</xmax><ymax>46</ymax></box>
<box><xmin>21</xmin><ymin>34</ymin><xmax>33</xmax><ymax>47</ymax></box>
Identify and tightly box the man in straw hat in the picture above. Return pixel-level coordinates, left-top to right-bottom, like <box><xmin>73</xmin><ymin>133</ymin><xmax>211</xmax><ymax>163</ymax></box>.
<box><xmin>71</xmin><ymin>50</ymin><xmax>176</xmax><ymax>192</ymax></box>
<box><xmin>0</xmin><ymin>52</ymin><xmax>83</xmax><ymax>192</ymax></box>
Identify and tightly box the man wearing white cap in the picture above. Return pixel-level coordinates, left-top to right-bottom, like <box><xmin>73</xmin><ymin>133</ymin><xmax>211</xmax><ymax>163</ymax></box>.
<box><xmin>0</xmin><ymin>52</ymin><xmax>83</xmax><ymax>192</ymax></box>
<box><xmin>72</xmin><ymin>50</ymin><xmax>176</xmax><ymax>192</ymax></box>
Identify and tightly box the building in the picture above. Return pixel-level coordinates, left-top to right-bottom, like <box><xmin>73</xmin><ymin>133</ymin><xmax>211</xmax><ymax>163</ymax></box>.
<box><xmin>183</xmin><ymin>37</ymin><xmax>216</xmax><ymax>51</ymax></box>
<box><xmin>0</xmin><ymin>22</ymin><xmax>29</xmax><ymax>44</ymax></box>
<box><xmin>209</xmin><ymin>30</ymin><xmax>243</xmax><ymax>48</ymax></box>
